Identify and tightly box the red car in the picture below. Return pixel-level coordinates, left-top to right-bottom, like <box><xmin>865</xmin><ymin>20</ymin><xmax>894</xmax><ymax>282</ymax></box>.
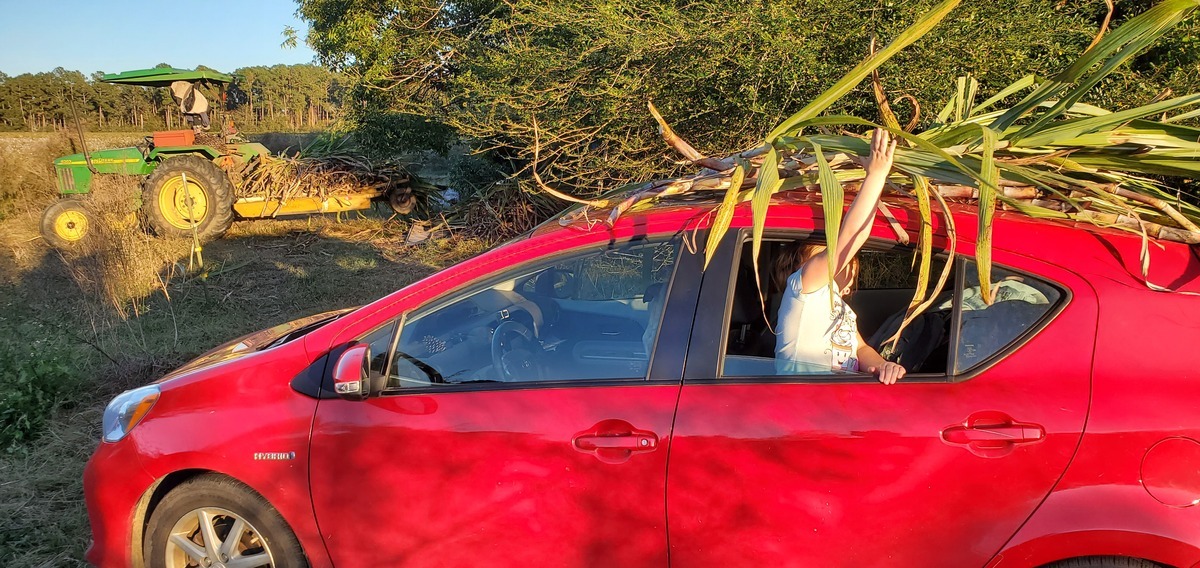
<box><xmin>85</xmin><ymin>192</ymin><xmax>1200</xmax><ymax>568</ymax></box>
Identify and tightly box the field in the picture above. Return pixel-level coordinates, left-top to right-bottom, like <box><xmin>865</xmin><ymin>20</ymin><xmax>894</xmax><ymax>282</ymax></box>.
<box><xmin>0</xmin><ymin>131</ymin><xmax>489</xmax><ymax>565</ymax></box>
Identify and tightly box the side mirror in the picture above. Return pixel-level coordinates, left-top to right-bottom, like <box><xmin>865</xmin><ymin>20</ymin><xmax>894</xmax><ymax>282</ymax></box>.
<box><xmin>332</xmin><ymin>343</ymin><xmax>370</xmax><ymax>401</ymax></box>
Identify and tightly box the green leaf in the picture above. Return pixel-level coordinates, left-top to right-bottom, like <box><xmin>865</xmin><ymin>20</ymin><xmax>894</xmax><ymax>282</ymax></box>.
<box><xmin>1014</xmin><ymin>92</ymin><xmax>1200</xmax><ymax>147</ymax></box>
<box><xmin>963</xmin><ymin>76</ymin><xmax>979</xmax><ymax>120</ymax></box>
<box><xmin>811</xmin><ymin>140</ymin><xmax>844</xmax><ymax>310</ymax></box>
<box><xmin>972</xmin><ymin>74</ymin><xmax>1038</xmax><ymax>116</ymax></box>
<box><xmin>766</xmin><ymin>0</ymin><xmax>962</xmax><ymax>142</ymax></box>
<box><xmin>704</xmin><ymin>163</ymin><xmax>747</xmax><ymax>269</ymax></box>
<box><xmin>992</xmin><ymin>0</ymin><xmax>1200</xmax><ymax>136</ymax></box>
<box><xmin>750</xmin><ymin>146</ymin><xmax>783</xmax><ymax>279</ymax></box>
<box><xmin>954</xmin><ymin>76</ymin><xmax>967</xmax><ymax>123</ymax></box>
<box><xmin>976</xmin><ymin>125</ymin><xmax>1000</xmax><ymax>305</ymax></box>
<box><xmin>910</xmin><ymin>175</ymin><xmax>934</xmax><ymax>311</ymax></box>
<box><xmin>1163</xmin><ymin>107</ymin><xmax>1200</xmax><ymax>123</ymax></box>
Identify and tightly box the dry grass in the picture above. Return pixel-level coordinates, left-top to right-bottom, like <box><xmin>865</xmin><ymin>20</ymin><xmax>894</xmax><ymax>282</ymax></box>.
<box><xmin>0</xmin><ymin>220</ymin><xmax>489</xmax><ymax>567</ymax></box>
<box><xmin>0</xmin><ymin>132</ymin><xmax>73</xmax><ymax>219</ymax></box>
<box><xmin>57</xmin><ymin>176</ymin><xmax>194</xmax><ymax>319</ymax></box>
<box><xmin>0</xmin><ymin>132</ymin><xmax>499</xmax><ymax>567</ymax></box>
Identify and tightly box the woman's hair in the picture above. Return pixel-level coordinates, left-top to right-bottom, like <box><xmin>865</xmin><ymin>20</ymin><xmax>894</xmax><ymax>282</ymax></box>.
<box><xmin>772</xmin><ymin>241</ymin><xmax>860</xmax><ymax>294</ymax></box>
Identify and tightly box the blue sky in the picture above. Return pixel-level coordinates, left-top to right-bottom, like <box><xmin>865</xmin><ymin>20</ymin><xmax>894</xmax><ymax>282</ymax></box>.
<box><xmin>0</xmin><ymin>0</ymin><xmax>319</xmax><ymax>76</ymax></box>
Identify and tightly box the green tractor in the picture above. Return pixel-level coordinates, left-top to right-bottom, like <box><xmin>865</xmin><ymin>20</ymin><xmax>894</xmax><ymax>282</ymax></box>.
<box><xmin>41</xmin><ymin>67</ymin><xmax>409</xmax><ymax>248</ymax></box>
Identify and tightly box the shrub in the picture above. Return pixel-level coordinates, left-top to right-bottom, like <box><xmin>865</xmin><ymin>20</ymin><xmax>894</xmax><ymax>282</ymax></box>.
<box><xmin>0</xmin><ymin>339</ymin><xmax>81</xmax><ymax>453</ymax></box>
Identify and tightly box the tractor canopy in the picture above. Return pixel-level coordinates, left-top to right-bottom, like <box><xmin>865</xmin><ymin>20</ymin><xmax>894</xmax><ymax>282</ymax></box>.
<box><xmin>100</xmin><ymin>67</ymin><xmax>232</xmax><ymax>87</ymax></box>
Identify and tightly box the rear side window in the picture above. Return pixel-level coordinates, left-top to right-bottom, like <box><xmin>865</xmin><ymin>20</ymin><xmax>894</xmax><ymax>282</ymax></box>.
<box><xmin>720</xmin><ymin>237</ymin><xmax>1064</xmax><ymax>380</ymax></box>
<box><xmin>954</xmin><ymin>261</ymin><xmax>1061</xmax><ymax>373</ymax></box>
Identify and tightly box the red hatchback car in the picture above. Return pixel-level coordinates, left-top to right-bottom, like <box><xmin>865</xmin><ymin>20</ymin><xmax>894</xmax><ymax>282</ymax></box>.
<box><xmin>85</xmin><ymin>192</ymin><xmax>1200</xmax><ymax>568</ymax></box>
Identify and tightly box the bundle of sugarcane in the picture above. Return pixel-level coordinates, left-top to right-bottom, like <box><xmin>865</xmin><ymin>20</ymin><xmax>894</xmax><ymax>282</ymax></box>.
<box><xmin>543</xmin><ymin>0</ymin><xmax>1200</xmax><ymax>311</ymax></box>
<box><xmin>238</xmin><ymin>135</ymin><xmax>435</xmax><ymax>215</ymax></box>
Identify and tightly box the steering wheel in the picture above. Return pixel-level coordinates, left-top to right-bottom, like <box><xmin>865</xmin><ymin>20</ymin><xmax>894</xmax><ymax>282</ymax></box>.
<box><xmin>491</xmin><ymin>320</ymin><xmax>541</xmax><ymax>382</ymax></box>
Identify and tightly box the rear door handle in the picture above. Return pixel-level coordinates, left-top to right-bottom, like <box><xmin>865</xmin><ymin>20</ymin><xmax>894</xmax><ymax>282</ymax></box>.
<box><xmin>574</xmin><ymin>434</ymin><xmax>657</xmax><ymax>450</ymax></box>
<box><xmin>941</xmin><ymin>411</ymin><xmax>1045</xmax><ymax>458</ymax></box>
<box><xmin>572</xmin><ymin>419</ymin><xmax>659</xmax><ymax>464</ymax></box>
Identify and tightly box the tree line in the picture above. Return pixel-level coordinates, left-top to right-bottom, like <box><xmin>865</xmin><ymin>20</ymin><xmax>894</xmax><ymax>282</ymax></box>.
<box><xmin>0</xmin><ymin>64</ymin><xmax>345</xmax><ymax>133</ymax></box>
<box><xmin>297</xmin><ymin>0</ymin><xmax>1200</xmax><ymax>194</ymax></box>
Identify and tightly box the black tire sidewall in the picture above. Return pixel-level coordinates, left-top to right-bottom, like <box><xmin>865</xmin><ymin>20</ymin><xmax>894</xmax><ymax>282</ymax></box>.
<box><xmin>143</xmin><ymin>475</ymin><xmax>307</xmax><ymax>568</ymax></box>
<box><xmin>40</xmin><ymin>198</ymin><xmax>93</xmax><ymax>249</ymax></box>
<box><xmin>142</xmin><ymin>155</ymin><xmax>234</xmax><ymax>240</ymax></box>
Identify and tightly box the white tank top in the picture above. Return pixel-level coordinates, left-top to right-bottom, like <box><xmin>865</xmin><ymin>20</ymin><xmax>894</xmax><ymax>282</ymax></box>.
<box><xmin>775</xmin><ymin>270</ymin><xmax>860</xmax><ymax>374</ymax></box>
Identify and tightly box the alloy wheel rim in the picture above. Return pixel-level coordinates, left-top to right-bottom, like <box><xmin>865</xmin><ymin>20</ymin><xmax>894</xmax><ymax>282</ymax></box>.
<box><xmin>164</xmin><ymin>507</ymin><xmax>275</xmax><ymax>568</ymax></box>
<box><xmin>159</xmin><ymin>175</ymin><xmax>210</xmax><ymax>229</ymax></box>
<box><xmin>53</xmin><ymin>210</ymin><xmax>88</xmax><ymax>241</ymax></box>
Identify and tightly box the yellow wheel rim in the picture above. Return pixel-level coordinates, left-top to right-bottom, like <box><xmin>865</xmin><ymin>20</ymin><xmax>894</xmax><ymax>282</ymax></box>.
<box><xmin>53</xmin><ymin>210</ymin><xmax>88</xmax><ymax>242</ymax></box>
<box><xmin>158</xmin><ymin>175</ymin><xmax>209</xmax><ymax>230</ymax></box>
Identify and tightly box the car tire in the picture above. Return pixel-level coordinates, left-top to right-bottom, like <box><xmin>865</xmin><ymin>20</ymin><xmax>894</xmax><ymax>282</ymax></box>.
<box><xmin>40</xmin><ymin>198</ymin><xmax>94</xmax><ymax>249</ymax></box>
<box><xmin>144</xmin><ymin>475</ymin><xmax>308</xmax><ymax>568</ymax></box>
<box><xmin>142</xmin><ymin>155</ymin><xmax>234</xmax><ymax>240</ymax></box>
<box><xmin>1044</xmin><ymin>557</ymin><xmax>1163</xmax><ymax>568</ymax></box>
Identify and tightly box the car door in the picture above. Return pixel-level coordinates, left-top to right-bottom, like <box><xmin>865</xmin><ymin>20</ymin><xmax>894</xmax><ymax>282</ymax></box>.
<box><xmin>666</xmin><ymin>231</ymin><xmax>1096</xmax><ymax>567</ymax></box>
<box><xmin>309</xmin><ymin>236</ymin><xmax>698</xmax><ymax>567</ymax></box>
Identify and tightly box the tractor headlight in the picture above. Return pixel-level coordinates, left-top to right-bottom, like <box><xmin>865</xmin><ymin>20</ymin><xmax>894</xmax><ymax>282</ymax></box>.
<box><xmin>102</xmin><ymin>385</ymin><xmax>160</xmax><ymax>443</ymax></box>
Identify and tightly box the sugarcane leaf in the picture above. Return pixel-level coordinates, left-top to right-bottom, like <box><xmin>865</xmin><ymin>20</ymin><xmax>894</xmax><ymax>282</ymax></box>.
<box><xmin>793</xmin><ymin>121</ymin><xmax>994</xmax><ymax>190</ymax></box>
<box><xmin>993</xmin><ymin>0</ymin><xmax>1200</xmax><ymax>135</ymax></box>
<box><xmin>964</xmin><ymin>76</ymin><xmax>979</xmax><ymax>119</ymax></box>
<box><xmin>954</xmin><ymin>76</ymin><xmax>967</xmax><ymax>123</ymax></box>
<box><xmin>911</xmin><ymin>176</ymin><xmax>934</xmax><ymax>309</ymax></box>
<box><xmin>767</xmin><ymin>0</ymin><xmax>962</xmax><ymax>142</ymax></box>
<box><xmin>1014</xmin><ymin>92</ymin><xmax>1200</xmax><ymax>147</ymax></box>
<box><xmin>885</xmin><ymin>184</ymin><xmax>959</xmax><ymax>350</ymax></box>
<box><xmin>883</xmin><ymin>174</ymin><xmax>936</xmax><ymax>357</ymax></box>
<box><xmin>1163</xmin><ymin>106</ymin><xmax>1200</xmax><ymax>123</ymax></box>
<box><xmin>972</xmin><ymin>74</ymin><xmax>1039</xmax><ymax>116</ymax></box>
<box><xmin>750</xmin><ymin>146</ymin><xmax>782</xmax><ymax>277</ymax></box>
<box><xmin>976</xmin><ymin>125</ymin><xmax>1000</xmax><ymax>305</ymax></box>
<box><xmin>705</xmin><ymin>162</ymin><xmax>747</xmax><ymax>269</ymax></box>
<box><xmin>873</xmin><ymin>69</ymin><xmax>904</xmax><ymax>131</ymax></box>
<box><xmin>811</xmin><ymin>140</ymin><xmax>844</xmax><ymax>310</ymax></box>
<box><xmin>936</xmin><ymin>85</ymin><xmax>958</xmax><ymax>124</ymax></box>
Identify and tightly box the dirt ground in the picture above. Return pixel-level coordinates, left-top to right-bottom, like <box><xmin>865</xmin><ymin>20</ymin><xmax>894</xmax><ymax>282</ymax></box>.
<box><xmin>0</xmin><ymin>132</ymin><xmax>490</xmax><ymax>565</ymax></box>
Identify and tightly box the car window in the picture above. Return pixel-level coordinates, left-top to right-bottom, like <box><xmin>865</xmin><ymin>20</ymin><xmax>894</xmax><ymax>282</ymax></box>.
<box><xmin>719</xmin><ymin>238</ymin><xmax>1063</xmax><ymax>379</ymax></box>
<box><xmin>722</xmin><ymin>239</ymin><xmax>954</xmax><ymax>378</ymax></box>
<box><xmin>375</xmin><ymin>239</ymin><xmax>678</xmax><ymax>388</ymax></box>
<box><xmin>953</xmin><ymin>261</ymin><xmax>1061</xmax><ymax>374</ymax></box>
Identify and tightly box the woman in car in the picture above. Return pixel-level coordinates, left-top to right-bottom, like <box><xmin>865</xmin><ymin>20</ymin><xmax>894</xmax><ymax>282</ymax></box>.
<box><xmin>774</xmin><ymin>128</ymin><xmax>906</xmax><ymax>384</ymax></box>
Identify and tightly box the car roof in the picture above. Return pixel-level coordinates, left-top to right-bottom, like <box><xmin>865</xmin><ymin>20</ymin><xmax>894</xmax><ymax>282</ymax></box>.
<box><xmin>530</xmin><ymin>188</ymin><xmax>1200</xmax><ymax>293</ymax></box>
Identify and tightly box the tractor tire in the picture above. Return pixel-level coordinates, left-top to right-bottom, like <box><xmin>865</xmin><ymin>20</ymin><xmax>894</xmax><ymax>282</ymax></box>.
<box><xmin>40</xmin><ymin>198</ymin><xmax>94</xmax><ymax>249</ymax></box>
<box><xmin>142</xmin><ymin>155</ymin><xmax>234</xmax><ymax>240</ymax></box>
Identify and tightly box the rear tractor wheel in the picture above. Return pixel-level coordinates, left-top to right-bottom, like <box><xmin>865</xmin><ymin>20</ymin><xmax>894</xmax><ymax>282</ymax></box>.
<box><xmin>40</xmin><ymin>198</ymin><xmax>94</xmax><ymax>249</ymax></box>
<box><xmin>143</xmin><ymin>155</ymin><xmax>234</xmax><ymax>240</ymax></box>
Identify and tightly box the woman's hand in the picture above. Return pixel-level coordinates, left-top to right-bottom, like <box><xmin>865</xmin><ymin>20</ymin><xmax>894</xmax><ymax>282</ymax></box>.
<box><xmin>868</xmin><ymin>360</ymin><xmax>906</xmax><ymax>385</ymax></box>
<box><xmin>861</xmin><ymin>128</ymin><xmax>898</xmax><ymax>179</ymax></box>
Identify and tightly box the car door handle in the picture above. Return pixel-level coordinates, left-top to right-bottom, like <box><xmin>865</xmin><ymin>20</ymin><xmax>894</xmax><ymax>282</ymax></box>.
<box><xmin>574</xmin><ymin>434</ymin><xmax>658</xmax><ymax>450</ymax></box>
<box><xmin>572</xmin><ymin>419</ymin><xmax>659</xmax><ymax>464</ymax></box>
<box><xmin>942</xmin><ymin>425</ymin><xmax>1044</xmax><ymax>444</ymax></box>
<box><xmin>941</xmin><ymin>411</ymin><xmax>1045</xmax><ymax>458</ymax></box>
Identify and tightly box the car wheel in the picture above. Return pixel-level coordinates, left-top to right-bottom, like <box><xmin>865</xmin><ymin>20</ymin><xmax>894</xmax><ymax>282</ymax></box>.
<box><xmin>1044</xmin><ymin>557</ymin><xmax>1163</xmax><ymax>568</ymax></box>
<box><xmin>144</xmin><ymin>475</ymin><xmax>307</xmax><ymax>568</ymax></box>
<box><xmin>40</xmin><ymin>198</ymin><xmax>93</xmax><ymax>249</ymax></box>
<box><xmin>142</xmin><ymin>154</ymin><xmax>234</xmax><ymax>240</ymax></box>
